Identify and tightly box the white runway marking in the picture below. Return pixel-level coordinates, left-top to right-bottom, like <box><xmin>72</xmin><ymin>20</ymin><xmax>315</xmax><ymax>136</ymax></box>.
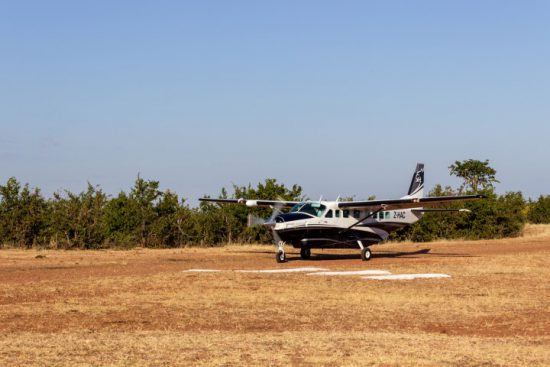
<box><xmin>363</xmin><ymin>273</ymin><xmax>451</xmax><ymax>280</ymax></box>
<box><xmin>236</xmin><ymin>267</ymin><xmax>328</xmax><ymax>274</ymax></box>
<box><xmin>183</xmin><ymin>269</ymin><xmax>222</xmax><ymax>273</ymax></box>
<box><xmin>308</xmin><ymin>270</ymin><xmax>391</xmax><ymax>276</ymax></box>
<box><xmin>183</xmin><ymin>269</ymin><xmax>452</xmax><ymax>281</ymax></box>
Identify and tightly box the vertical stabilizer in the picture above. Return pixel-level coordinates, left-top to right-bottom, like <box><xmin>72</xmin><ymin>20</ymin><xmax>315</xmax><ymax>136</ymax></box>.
<box><xmin>404</xmin><ymin>163</ymin><xmax>424</xmax><ymax>199</ymax></box>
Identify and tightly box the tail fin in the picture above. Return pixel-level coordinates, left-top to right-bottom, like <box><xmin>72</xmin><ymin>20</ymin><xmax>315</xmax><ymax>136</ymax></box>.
<box><xmin>403</xmin><ymin>163</ymin><xmax>424</xmax><ymax>199</ymax></box>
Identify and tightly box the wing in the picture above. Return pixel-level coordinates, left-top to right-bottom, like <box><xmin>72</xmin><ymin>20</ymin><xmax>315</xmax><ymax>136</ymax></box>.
<box><xmin>199</xmin><ymin>198</ymin><xmax>300</xmax><ymax>208</ymax></box>
<box><xmin>337</xmin><ymin>194</ymin><xmax>486</xmax><ymax>211</ymax></box>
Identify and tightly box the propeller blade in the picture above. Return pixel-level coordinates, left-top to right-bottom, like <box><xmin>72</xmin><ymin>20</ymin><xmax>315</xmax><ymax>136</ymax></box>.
<box><xmin>268</xmin><ymin>201</ymin><xmax>284</xmax><ymax>222</ymax></box>
<box><xmin>247</xmin><ymin>214</ymin><xmax>266</xmax><ymax>227</ymax></box>
<box><xmin>246</xmin><ymin>197</ymin><xmax>286</xmax><ymax>227</ymax></box>
<box><xmin>272</xmin><ymin>228</ymin><xmax>282</xmax><ymax>245</ymax></box>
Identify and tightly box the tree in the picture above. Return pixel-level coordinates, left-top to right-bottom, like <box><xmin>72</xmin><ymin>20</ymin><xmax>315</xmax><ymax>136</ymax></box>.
<box><xmin>146</xmin><ymin>190</ymin><xmax>179</xmax><ymax>247</ymax></box>
<box><xmin>449</xmin><ymin>159</ymin><xmax>499</xmax><ymax>194</ymax></box>
<box><xmin>102</xmin><ymin>175</ymin><xmax>164</xmax><ymax>247</ymax></box>
<box><xmin>130</xmin><ymin>176</ymin><xmax>162</xmax><ymax>246</ymax></box>
<box><xmin>528</xmin><ymin>196</ymin><xmax>550</xmax><ymax>224</ymax></box>
<box><xmin>103</xmin><ymin>191</ymin><xmax>139</xmax><ymax>246</ymax></box>
<box><xmin>49</xmin><ymin>184</ymin><xmax>107</xmax><ymax>249</ymax></box>
<box><xmin>0</xmin><ymin>178</ymin><xmax>48</xmax><ymax>247</ymax></box>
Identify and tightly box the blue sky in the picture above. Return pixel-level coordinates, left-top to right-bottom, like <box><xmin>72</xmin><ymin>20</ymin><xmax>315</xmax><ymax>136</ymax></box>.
<box><xmin>1</xmin><ymin>1</ymin><xmax>549</xmax><ymax>203</ymax></box>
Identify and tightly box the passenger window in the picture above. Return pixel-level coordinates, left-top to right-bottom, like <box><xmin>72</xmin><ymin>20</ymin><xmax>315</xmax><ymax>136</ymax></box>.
<box><xmin>379</xmin><ymin>212</ymin><xmax>384</xmax><ymax>220</ymax></box>
<box><xmin>353</xmin><ymin>210</ymin><xmax>361</xmax><ymax>218</ymax></box>
<box><xmin>385</xmin><ymin>212</ymin><xmax>391</xmax><ymax>219</ymax></box>
<box><xmin>343</xmin><ymin>210</ymin><xmax>349</xmax><ymax>218</ymax></box>
<box><xmin>325</xmin><ymin>210</ymin><xmax>333</xmax><ymax>218</ymax></box>
<box><xmin>335</xmin><ymin>210</ymin><xmax>341</xmax><ymax>218</ymax></box>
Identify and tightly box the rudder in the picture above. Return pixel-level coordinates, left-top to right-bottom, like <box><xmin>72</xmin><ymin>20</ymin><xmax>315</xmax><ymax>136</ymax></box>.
<box><xmin>405</xmin><ymin>163</ymin><xmax>424</xmax><ymax>199</ymax></box>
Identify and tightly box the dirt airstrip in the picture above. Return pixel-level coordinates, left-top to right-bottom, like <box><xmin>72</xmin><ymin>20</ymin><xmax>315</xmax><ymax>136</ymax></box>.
<box><xmin>0</xmin><ymin>225</ymin><xmax>549</xmax><ymax>366</ymax></box>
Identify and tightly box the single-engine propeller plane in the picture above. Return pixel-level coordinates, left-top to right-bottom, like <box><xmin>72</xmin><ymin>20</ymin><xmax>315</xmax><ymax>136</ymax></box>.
<box><xmin>200</xmin><ymin>164</ymin><xmax>485</xmax><ymax>263</ymax></box>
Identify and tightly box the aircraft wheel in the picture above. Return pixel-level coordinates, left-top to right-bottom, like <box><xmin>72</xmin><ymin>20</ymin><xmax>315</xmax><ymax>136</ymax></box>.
<box><xmin>361</xmin><ymin>247</ymin><xmax>372</xmax><ymax>261</ymax></box>
<box><xmin>276</xmin><ymin>250</ymin><xmax>287</xmax><ymax>263</ymax></box>
<box><xmin>300</xmin><ymin>248</ymin><xmax>311</xmax><ymax>260</ymax></box>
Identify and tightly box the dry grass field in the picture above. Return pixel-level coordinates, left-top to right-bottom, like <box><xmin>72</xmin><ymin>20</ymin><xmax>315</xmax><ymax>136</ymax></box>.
<box><xmin>1</xmin><ymin>225</ymin><xmax>549</xmax><ymax>366</ymax></box>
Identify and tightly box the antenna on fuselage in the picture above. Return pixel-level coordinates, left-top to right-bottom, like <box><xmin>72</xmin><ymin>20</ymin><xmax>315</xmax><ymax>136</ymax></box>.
<box><xmin>319</xmin><ymin>196</ymin><xmax>323</xmax><ymax>202</ymax></box>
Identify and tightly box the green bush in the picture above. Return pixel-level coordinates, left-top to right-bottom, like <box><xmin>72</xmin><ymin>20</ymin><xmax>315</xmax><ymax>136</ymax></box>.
<box><xmin>527</xmin><ymin>196</ymin><xmax>550</xmax><ymax>224</ymax></box>
<box><xmin>0</xmin><ymin>178</ymin><xmax>49</xmax><ymax>248</ymax></box>
<box><xmin>0</xmin><ymin>170</ymin><xmax>534</xmax><ymax>249</ymax></box>
<box><xmin>0</xmin><ymin>176</ymin><xmax>304</xmax><ymax>249</ymax></box>
<box><xmin>48</xmin><ymin>184</ymin><xmax>108</xmax><ymax>249</ymax></box>
<box><xmin>390</xmin><ymin>189</ymin><xmax>527</xmax><ymax>242</ymax></box>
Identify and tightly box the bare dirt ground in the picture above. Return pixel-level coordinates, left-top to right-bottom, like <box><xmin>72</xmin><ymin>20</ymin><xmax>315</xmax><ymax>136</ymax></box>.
<box><xmin>0</xmin><ymin>225</ymin><xmax>549</xmax><ymax>366</ymax></box>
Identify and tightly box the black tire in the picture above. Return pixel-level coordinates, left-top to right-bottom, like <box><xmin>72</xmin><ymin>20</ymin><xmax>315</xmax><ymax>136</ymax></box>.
<box><xmin>361</xmin><ymin>247</ymin><xmax>372</xmax><ymax>261</ymax></box>
<box><xmin>276</xmin><ymin>251</ymin><xmax>286</xmax><ymax>263</ymax></box>
<box><xmin>300</xmin><ymin>248</ymin><xmax>311</xmax><ymax>260</ymax></box>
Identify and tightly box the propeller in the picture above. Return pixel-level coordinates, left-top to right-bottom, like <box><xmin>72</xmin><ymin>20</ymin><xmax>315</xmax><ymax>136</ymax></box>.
<box><xmin>272</xmin><ymin>228</ymin><xmax>282</xmax><ymax>246</ymax></box>
<box><xmin>245</xmin><ymin>199</ymin><xmax>287</xmax><ymax>259</ymax></box>
<box><xmin>247</xmin><ymin>214</ymin><xmax>268</xmax><ymax>227</ymax></box>
<box><xmin>246</xmin><ymin>199</ymin><xmax>285</xmax><ymax>228</ymax></box>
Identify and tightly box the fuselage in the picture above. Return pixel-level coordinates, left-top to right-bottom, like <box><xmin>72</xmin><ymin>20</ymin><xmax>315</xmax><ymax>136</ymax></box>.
<box><xmin>273</xmin><ymin>201</ymin><xmax>423</xmax><ymax>249</ymax></box>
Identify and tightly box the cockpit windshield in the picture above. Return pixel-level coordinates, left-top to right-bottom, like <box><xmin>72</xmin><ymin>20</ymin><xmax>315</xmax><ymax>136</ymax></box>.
<box><xmin>289</xmin><ymin>202</ymin><xmax>327</xmax><ymax>217</ymax></box>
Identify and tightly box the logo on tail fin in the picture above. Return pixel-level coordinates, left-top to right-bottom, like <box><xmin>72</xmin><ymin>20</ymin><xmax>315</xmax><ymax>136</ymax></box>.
<box><xmin>407</xmin><ymin>163</ymin><xmax>424</xmax><ymax>198</ymax></box>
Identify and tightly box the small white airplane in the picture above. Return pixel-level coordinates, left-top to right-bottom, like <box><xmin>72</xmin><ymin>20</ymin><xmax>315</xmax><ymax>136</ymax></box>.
<box><xmin>200</xmin><ymin>164</ymin><xmax>485</xmax><ymax>263</ymax></box>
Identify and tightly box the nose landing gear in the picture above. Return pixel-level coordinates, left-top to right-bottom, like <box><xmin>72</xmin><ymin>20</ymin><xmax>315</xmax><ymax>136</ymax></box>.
<box><xmin>275</xmin><ymin>241</ymin><xmax>287</xmax><ymax>263</ymax></box>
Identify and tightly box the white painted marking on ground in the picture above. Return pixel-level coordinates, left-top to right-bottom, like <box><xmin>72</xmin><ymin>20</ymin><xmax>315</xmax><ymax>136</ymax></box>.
<box><xmin>363</xmin><ymin>273</ymin><xmax>451</xmax><ymax>280</ymax></box>
<box><xmin>236</xmin><ymin>267</ymin><xmax>329</xmax><ymax>274</ymax></box>
<box><xmin>183</xmin><ymin>269</ymin><xmax>222</xmax><ymax>273</ymax></box>
<box><xmin>308</xmin><ymin>270</ymin><xmax>392</xmax><ymax>276</ymax></box>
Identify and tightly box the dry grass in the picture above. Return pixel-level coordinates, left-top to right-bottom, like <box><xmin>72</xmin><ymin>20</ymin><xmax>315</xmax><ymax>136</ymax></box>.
<box><xmin>0</xmin><ymin>228</ymin><xmax>549</xmax><ymax>366</ymax></box>
<box><xmin>522</xmin><ymin>223</ymin><xmax>550</xmax><ymax>238</ymax></box>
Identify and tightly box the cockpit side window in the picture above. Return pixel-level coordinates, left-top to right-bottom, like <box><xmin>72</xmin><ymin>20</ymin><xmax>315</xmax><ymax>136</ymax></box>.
<box><xmin>325</xmin><ymin>210</ymin><xmax>333</xmax><ymax>218</ymax></box>
<box><xmin>290</xmin><ymin>203</ymin><xmax>327</xmax><ymax>217</ymax></box>
<box><xmin>290</xmin><ymin>204</ymin><xmax>302</xmax><ymax>213</ymax></box>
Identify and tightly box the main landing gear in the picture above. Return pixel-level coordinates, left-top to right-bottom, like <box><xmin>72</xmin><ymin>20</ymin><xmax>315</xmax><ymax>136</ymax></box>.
<box><xmin>361</xmin><ymin>247</ymin><xmax>372</xmax><ymax>261</ymax></box>
<box><xmin>300</xmin><ymin>248</ymin><xmax>311</xmax><ymax>260</ymax></box>
<box><xmin>276</xmin><ymin>241</ymin><xmax>287</xmax><ymax>263</ymax></box>
<box><xmin>358</xmin><ymin>240</ymin><xmax>372</xmax><ymax>261</ymax></box>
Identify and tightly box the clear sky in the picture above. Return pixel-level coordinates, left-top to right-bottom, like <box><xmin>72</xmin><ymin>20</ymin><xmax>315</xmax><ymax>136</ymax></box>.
<box><xmin>1</xmin><ymin>1</ymin><xmax>549</xmax><ymax>204</ymax></box>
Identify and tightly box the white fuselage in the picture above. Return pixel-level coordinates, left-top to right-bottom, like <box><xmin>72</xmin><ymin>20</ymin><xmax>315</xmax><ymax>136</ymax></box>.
<box><xmin>273</xmin><ymin>201</ymin><xmax>423</xmax><ymax>248</ymax></box>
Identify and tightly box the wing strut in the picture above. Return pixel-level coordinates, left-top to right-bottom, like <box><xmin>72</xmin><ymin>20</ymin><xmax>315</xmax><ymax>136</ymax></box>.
<box><xmin>339</xmin><ymin>206</ymin><xmax>386</xmax><ymax>235</ymax></box>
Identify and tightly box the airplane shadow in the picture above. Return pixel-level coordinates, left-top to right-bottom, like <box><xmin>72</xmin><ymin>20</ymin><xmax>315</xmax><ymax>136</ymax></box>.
<box><xmin>231</xmin><ymin>248</ymin><xmax>477</xmax><ymax>261</ymax></box>
<box><xmin>292</xmin><ymin>249</ymin><xmax>433</xmax><ymax>261</ymax></box>
<box><xmin>289</xmin><ymin>249</ymin><xmax>478</xmax><ymax>262</ymax></box>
